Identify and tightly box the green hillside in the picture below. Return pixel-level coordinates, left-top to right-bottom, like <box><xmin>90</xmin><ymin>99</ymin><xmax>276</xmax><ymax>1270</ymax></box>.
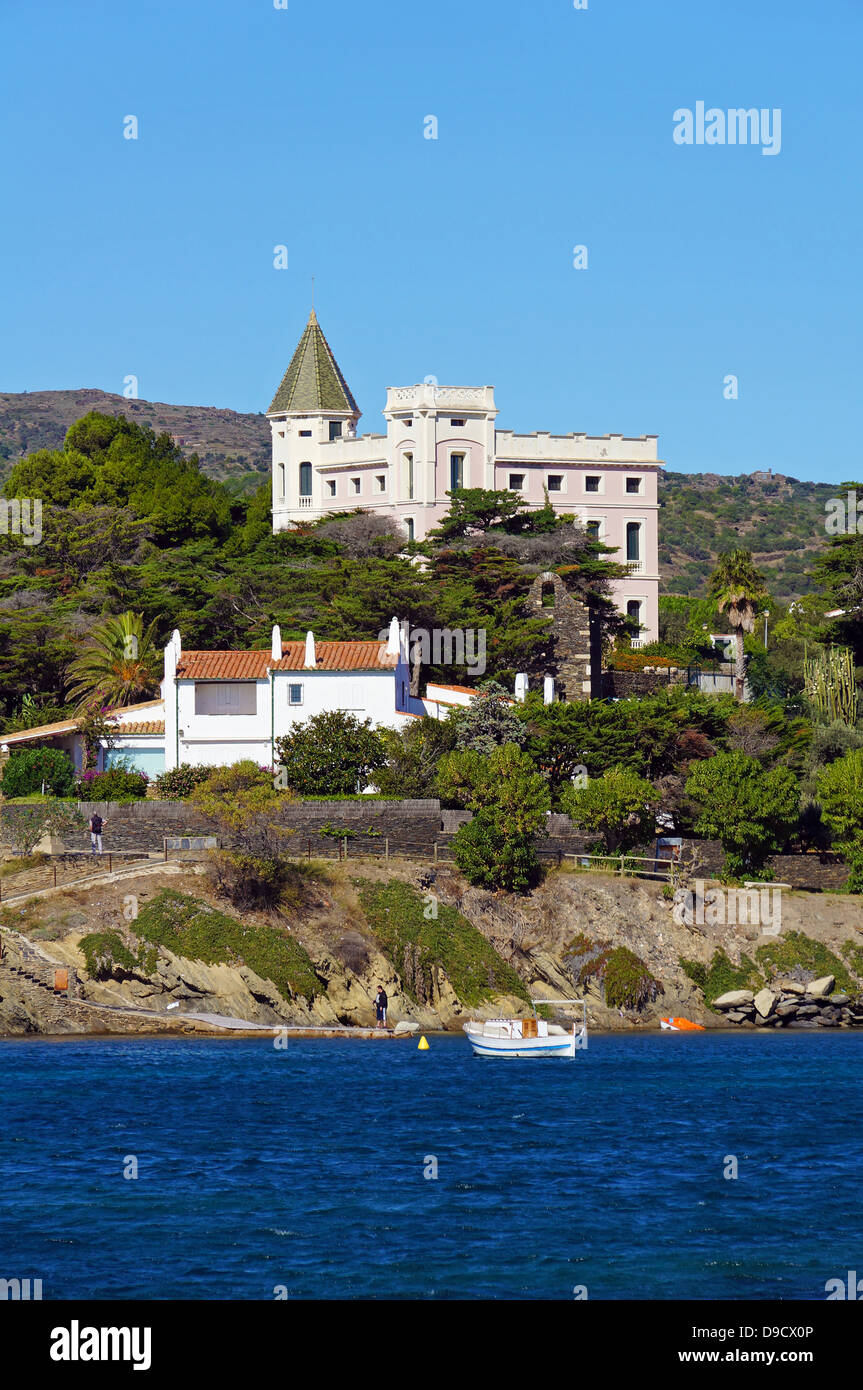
<box><xmin>659</xmin><ymin>470</ymin><xmax>842</xmax><ymax>600</ymax></box>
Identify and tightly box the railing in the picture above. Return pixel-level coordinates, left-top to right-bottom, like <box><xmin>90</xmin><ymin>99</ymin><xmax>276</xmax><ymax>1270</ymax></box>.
<box><xmin>297</xmin><ymin>496</ymin><xmax>314</xmax><ymax>509</ymax></box>
<box><xmin>0</xmin><ymin>840</ymin><xmax>677</xmax><ymax>907</ymax></box>
<box><xmin>0</xmin><ymin>850</ymin><xmax>158</xmax><ymax>905</ymax></box>
<box><xmin>292</xmin><ymin>837</ymin><xmax>677</xmax><ymax>881</ymax></box>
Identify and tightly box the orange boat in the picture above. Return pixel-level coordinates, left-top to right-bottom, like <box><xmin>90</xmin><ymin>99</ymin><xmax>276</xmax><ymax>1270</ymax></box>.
<box><xmin>660</xmin><ymin>1016</ymin><xmax>705</xmax><ymax>1032</ymax></box>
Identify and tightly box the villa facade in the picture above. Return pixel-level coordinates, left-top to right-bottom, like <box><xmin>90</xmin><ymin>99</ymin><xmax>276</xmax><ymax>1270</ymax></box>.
<box><xmin>269</xmin><ymin>312</ymin><xmax>661</xmax><ymax>641</ymax></box>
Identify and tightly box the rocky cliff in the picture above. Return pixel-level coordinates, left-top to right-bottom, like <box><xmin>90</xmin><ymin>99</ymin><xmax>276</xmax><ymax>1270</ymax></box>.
<box><xmin>3</xmin><ymin>858</ymin><xmax>863</xmax><ymax>1037</ymax></box>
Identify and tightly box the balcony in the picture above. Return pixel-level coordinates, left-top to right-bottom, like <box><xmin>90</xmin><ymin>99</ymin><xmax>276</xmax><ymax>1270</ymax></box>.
<box><xmin>626</xmin><ymin>559</ymin><xmax>644</xmax><ymax>574</ymax></box>
<box><xmin>297</xmin><ymin>496</ymin><xmax>313</xmax><ymax>509</ymax></box>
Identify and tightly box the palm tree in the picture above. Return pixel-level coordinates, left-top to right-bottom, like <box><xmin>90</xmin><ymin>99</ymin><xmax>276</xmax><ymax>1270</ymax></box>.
<box><xmin>708</xmin><ymin>550</ymin><xmax>768</xmax><ymax>701</ymax></box>
<box><xmin>66</xmin><ymin>612</ymin><xmax>161</xmax><ymax>710</ymax></box>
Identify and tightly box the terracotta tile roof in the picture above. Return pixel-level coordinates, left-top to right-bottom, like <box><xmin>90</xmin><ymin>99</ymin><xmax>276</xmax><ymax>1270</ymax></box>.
<box><xmin>426</xmin><ymin>683</ymin><xmax>479</xmax><ymax>696</ymax></box>
<box><xmin>0</xmin><ymin>699</ymin><xmax>165</xmax><ymax>747</ymax></box>
<box><xmin>176</xmin><ymin>642</ymin><xmax>396</xmax><ymax>680</ymax></box>
<box><xmin>115</xmin><ymin>721</ymin><xmax>165</xmax><ymax>735</ymax></box>
<box><xmin>176</xmin><ymin>651</ymin><xmax>272</xmax><ymax>680</ymax></box>
<box><xmin>274</xmin><ymin>641</ymin><xmax>396</xmax><ymax>672</ymax></box>
<box><xmin>1</xmin><ymin>716</ymin><xmax>82</xmax><ymax>745</ymax></box>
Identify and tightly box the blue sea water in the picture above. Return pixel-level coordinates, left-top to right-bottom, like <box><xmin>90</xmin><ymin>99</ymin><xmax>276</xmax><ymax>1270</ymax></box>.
<box><xmin>1</xmin><ymin>1032</ymin><xmax>862</xmax><ymax>1300</ymax></box>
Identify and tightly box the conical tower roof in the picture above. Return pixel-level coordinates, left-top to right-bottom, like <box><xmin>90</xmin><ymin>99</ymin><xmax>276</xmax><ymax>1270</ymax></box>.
<box><xmin>268</xmin><ymin>310</ymin><xmax>359</xmax><ymax>415</ymax></box>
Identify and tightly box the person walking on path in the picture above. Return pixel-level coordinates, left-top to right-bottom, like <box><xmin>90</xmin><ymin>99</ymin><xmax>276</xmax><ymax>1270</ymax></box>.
<box><xmin>89</xmin><ymin>811</ymin><xmax>106</xmax><ymax>855</ymax></box>
<box><xmin>374</xmin><ymin>986</ymin><xmax>388</xmax><ymax>1029</ymax></box>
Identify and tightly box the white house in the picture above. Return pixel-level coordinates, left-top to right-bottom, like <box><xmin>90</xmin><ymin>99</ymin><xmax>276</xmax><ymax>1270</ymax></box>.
<box><xmin>0</xmin><ymin>701</ymin><xmax>166</xmax><ymax>778</ymax></box>
<box><xmin>268</xmin><ymin>311</ymin><xmax>661</xmax><ymax>642</ymax></box>
<box><xmin>0</xmin><ymin>619</ymin><xmax>481</xmax><ymax>779</ymax></box>
<box><xmin>160</xmin><ymin>618</ymin><xmax>427</xmax><ymax>771</ymax></box>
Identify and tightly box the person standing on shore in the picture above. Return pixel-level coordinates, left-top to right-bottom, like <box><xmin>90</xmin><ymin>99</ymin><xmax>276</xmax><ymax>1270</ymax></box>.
<box><xmin>89</xmin><ymin>811</ymin><xmax>106</xmax><ymax>855</ymax></box>
<box><xmin>374</xmin><ymin>986</ymin><xmax>388</xmax><ymax>1029</ymax></box>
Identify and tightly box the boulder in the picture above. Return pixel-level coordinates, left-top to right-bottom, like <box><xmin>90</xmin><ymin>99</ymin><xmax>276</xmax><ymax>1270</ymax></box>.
<box><xmin>809</xmin><ymin>975</ymin><xmax>835</xmax><ymax>998</ymax></box>
<box><xmin>754</xmin><ymin>988</ymin><xmax>777</xmax><ymax>1019</ymax></box>
<box><xmin>714</xmin><ymin>990</ymin><xmax>755</xmax><ymax>1010</ymax></box>
<box><xmin>796</xmin><ymin>1004</ymin><xmax>819</xmax><ymax>1017</ymax></box>
<box><xmin>776</xmin><ymin>1002</ymin><xmax>799</xmax><ymax>1018</ymax></box>
<box><xmin>830</xmin><ymin>993</ymin><xmax>851</xmax><ymax>1007</ymax></box>
<box><xmin>394</xmin><ymin>1020</ymin><xmax>419</xmax><ymax>1034</ymax></box>
<box><xmin>726</xmin><ymin>1010</ymin><xmax>748</xmax><ymax>1023</ymax></box>
<box><xmin>775</xmin><ymin>978</ymin><xmax>806</xmax><ymax>996</ymax></box>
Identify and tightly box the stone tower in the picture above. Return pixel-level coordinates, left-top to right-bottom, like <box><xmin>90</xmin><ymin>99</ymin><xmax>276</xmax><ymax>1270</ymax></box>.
<box><xmin>525</xmin><ymin>572</ymin><xmax>599</xmax><ymax>702</ymax></box>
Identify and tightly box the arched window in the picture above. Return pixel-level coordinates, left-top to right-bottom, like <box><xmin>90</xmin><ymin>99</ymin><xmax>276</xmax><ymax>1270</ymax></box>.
<box><xmin>299</xmin><ymin>462</ymin><xmax>312</xmax><ymax>497</ymax></box>
<box><xmin>626</xmin><ymin>521</ymin><xmax>641</xmax><ymax>564</ymax></box>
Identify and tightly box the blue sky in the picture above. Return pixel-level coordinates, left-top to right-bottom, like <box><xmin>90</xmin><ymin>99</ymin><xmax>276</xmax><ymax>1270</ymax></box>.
<box><xmin>1</xmin><ymin>0</ymin><xmax>860</xmax><ymax>482</ymax></box>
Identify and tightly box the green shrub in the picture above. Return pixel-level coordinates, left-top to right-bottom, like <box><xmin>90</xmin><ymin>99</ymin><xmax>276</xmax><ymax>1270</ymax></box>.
<box><xmin>680</xmin><ymin>948</ymin><xmax>762</xmax><ymax>1005</ymax></box>
<box><xmin>129</xmin><ymin>889</ymin><xmax>321</xmax><ymax>1001</ymax></box>
<box><xmin>755</xmin><ymin>931</ymin><xmax>856</xmax><ymax>994</ymax></box>
<box><xmin>358</xmin><ymin>879</ymin><xmax>529</xmax><ymax>1007</ymax></box>
<box><xmin>78</xmin><ymin>764</ymin><xmax>148</xmax><ymax>801</ymax></box>
<box><xmin>567</xmin><ymin>935</ymin><xmax>662</xmax><ymax>1010</ymax></box>
<box><xmin>1</xmin><ymin>747</ymin><xmax>75</xmax><ymax>798</ymax></box>
<box><xmin>79</xmin><ymin>930</ymin><xmax>147</xmax><ymax>979</ymax></box>
<box><xmin>153</xmin><ymin>763</ymin><xmax>215</xmax><ymax>800</ymax></box>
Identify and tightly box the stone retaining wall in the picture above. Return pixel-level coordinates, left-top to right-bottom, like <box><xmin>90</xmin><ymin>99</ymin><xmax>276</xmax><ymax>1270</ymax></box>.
<box><xmin>0</xmin><ymin>801</ymin><xmax>853</xmax><ymax>887</ymax></box>
<box><xmin>682</xmin><ymin>839</ymin><xmax>850</xmax><ymax>892</ymax></box>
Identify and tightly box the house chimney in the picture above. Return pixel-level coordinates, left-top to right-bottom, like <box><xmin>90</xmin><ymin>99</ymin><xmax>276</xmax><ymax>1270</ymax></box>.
<box><xmin>171</xmin><ymin>628</ymin><xmax>181</xmax><ymax>657</ymax></box>
<box><xmin>543</xmin><ymin>675</ymin><xmax>555</xmax><ymax>705</ymax></box>
<box><xmin>386</xmin><ymin>616</ymin><xmax>400</xmax><ymax>658</ymax></box>
<box><xmin>304</xmin><ymin>630</ymin><xmax>316</xmax><ymax>667</ymax></box>
<box><xmin>514</xmin><ymin>673</ymin><xmax>528</xmax><ymax>702</ymax></box>
<box><xmin>271</xmin><ymin>625</ymin><xmax>282</xmax><ymax>661</ymax></box>
<box><xmin>164</xmin><ymin>639</ymin><xmax>177</xmax><ymax>680</ymax></box>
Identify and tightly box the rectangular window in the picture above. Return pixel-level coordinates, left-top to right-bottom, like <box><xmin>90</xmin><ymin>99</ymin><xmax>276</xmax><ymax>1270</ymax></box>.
<box><xmin>626</xmin><ymin>476</ymin><xmax>643</xmax><ymax>494</ymax></box>
<box><xmin>586</xmin><ymin>519</ymin><xmax>601</xmax><ymax>539</ymax></box>
<box><xmin>194</xmin><ymin>682</ymin><xmax>257</xmax><ymax>716</ymax></box>
<box><xmin>288</xmin><ymin>683</ymin><xmax>303</xmax><ymax>706</ymax></box>
<box><xmin>351</xmin><ymin>477</ymin><xmax>361</xmax><ymax>495</ymax></box>
<box><xmin>376</xmin><ymin>475</ymin><xmax>386</xmax><ymax>493</ymax></box>
<box><xmin>327</xmin><ymin>480</ymin><xmax>337</xmax><ymax>497</ymax></box>
<box><xmin>585</xmin><ymin>475</ymin><xmax>601</xmax><ymax>493</ymax></box>
<box><xmin>626</xmin><ymin>521</ymin><xmax>642</xmax><ymax>565</ymax></box>
<box><xmin>450</xmin><ymin>418</ymin><xmax>465</xmax><ymax>427</ymax></box>
<box><xmin>403</xmin><ymin>452</ymin><xmax>414</xmax><ymax>500</ymax></box>
<box><xmin>508</xmin><ymin>474</ymin><xmax>525</xmax><ymax>491</ymax></box>
<box><xmin>450</xmin><ymin>453</ymin><xmax>465</xmax><ymax>491</ymax></box>
<box><xmin>299</xmin><ymin>429</ymin><xmax>312</xmax><ymax>437</ymax></box>
<box><xmin>329</xmin><ymin>421</ymin><xmax>343</xmax><ymax>441</ymax></box>
<box><xmin>338</xmin><ymin>681</ymin><xmax>363</xmax><ymax>710</ymax></box>
<box><xmin>405</xmin><ymin>518</ymin><xmax>415</xmax><ymax>542</ymax></box>
<box><xmin>299</xmin><ymin>462</ymin><xmax>312</xmax><ymax>496</ymax></box>
<box><xmin>547</xmin><ymin>475</ymin><xmax>563</xmax><ymax>492</ymax></box>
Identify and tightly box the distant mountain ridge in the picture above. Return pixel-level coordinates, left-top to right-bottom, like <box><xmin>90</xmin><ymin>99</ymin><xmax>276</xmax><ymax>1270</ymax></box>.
<box><xmin>0</xmin><ymin>389</ymin><xmax>840</xmax><ymax>599</ymax></box>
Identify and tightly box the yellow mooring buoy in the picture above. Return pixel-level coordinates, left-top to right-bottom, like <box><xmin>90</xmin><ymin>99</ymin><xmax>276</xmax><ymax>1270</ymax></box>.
<box><xmin>418</xmin><ymin>1035</ymin><xmax>429</xmax><ymax>1050</ymax></box>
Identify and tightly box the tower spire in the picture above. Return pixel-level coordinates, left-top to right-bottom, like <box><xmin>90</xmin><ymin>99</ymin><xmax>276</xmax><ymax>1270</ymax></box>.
<box><xmin>267</xmin><ymin>311</ymin><xmax>358</xmax><ymax>415</ymax></box>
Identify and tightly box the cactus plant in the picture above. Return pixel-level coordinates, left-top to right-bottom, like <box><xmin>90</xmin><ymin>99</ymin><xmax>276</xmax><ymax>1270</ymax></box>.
<box><xmin>803</xmin><ymin>645</ymin><xmax>859</xmax><ymax>726</ymax></box>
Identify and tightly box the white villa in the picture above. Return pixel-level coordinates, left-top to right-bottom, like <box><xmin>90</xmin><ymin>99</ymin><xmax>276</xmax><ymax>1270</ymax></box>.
<box><xmin>269</xmin><ymin>311</ymin><xmax>661</xmax><ymax>643</ymax></box>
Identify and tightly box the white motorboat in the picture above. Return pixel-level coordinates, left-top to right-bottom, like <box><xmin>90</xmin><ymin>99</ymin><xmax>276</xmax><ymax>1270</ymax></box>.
<box><xmin>463</xmin><ymin>998</ymin><xmax>587</xmax><ymax>1058</ymax></box>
